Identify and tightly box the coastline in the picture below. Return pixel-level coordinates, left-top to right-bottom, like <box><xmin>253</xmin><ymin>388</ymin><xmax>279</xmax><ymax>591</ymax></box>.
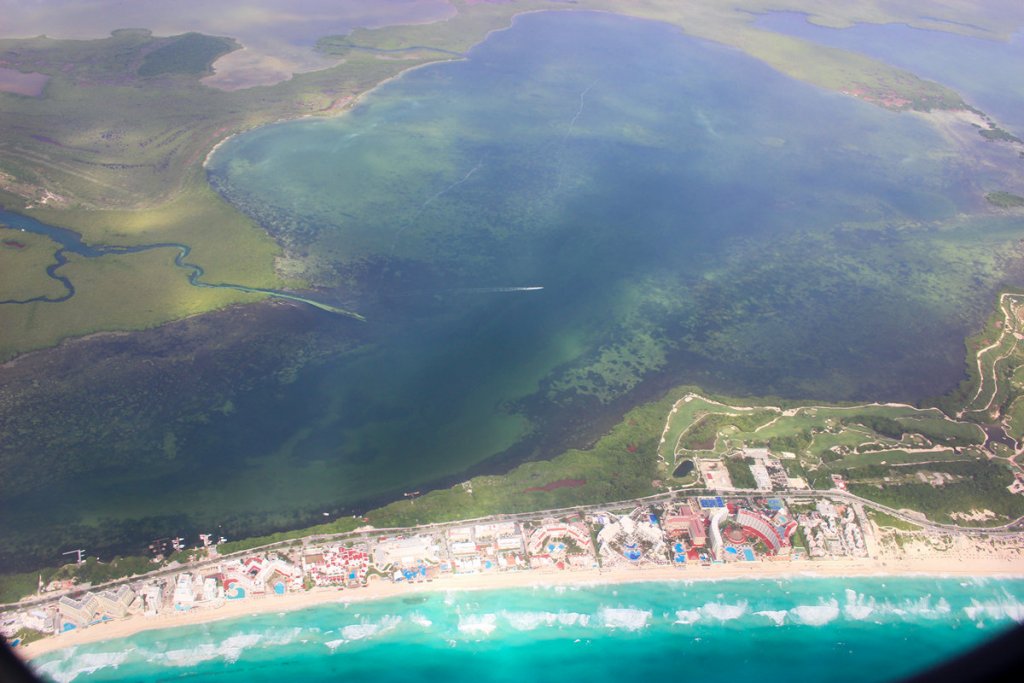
<box><xmin>19</xmin><ymin>557</ymin><xmax>1024</xmax><ymax>661</ymax></box>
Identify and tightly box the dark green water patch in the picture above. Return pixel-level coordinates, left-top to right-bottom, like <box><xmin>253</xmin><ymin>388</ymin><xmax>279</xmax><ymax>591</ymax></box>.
<box><xmin>202</xmin><ymin>9</ymin><xmax>1024</xmax><ymax>506</ymax></box>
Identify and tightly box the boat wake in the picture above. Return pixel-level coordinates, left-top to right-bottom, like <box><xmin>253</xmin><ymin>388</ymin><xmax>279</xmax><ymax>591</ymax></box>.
<box><xmin>449</xmin><ymin>286</ymin><xmax>544</xmax><ymax>294</ymax></box>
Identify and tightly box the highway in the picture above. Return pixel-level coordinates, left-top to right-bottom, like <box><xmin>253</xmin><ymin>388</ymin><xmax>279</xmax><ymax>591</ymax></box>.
<box><xmin>5</xmin><ymin>485</ymin><xmax>1022</xmax><ymax>612</ymax></box>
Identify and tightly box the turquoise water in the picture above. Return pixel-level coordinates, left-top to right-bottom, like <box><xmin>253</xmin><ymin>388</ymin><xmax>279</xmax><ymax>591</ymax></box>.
<box><xmin>29</xmin><ymin>577</ymin><xmax>1024</xmax><ymax>683</ymax></box>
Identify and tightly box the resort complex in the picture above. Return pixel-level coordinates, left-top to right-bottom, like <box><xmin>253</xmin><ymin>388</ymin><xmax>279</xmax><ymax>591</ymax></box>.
<box><xmin>5</xmin><ymin>486</ymin><xmax>1024</xmax><ymax>651</ymax></box>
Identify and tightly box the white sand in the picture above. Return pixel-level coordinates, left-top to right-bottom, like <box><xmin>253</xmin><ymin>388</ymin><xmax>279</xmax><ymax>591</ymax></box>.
<box><xmin>19</xmin><ymin>555</ymin><xmax>1024</xmax><ymax>660</ymax></box>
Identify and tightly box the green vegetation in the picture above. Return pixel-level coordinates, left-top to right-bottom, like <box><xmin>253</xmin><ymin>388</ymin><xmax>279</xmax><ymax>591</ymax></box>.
<box><xmin>724</xmin><ymin>457</ymin><xmax>757</xmax><ymax>489</ymax></box>
<box><xmin>138</xmin><ymin>33</ymin><xmax>237</xmax><ymax>78</ymax></box>
<box><xmin>0</xmin><ymin>24</ymin><xmax>448</xmax><ymax>359</ymax></box>
<box><xmin>979</xmin><ymin>127</ymin><xmax>1023</xmax><ymax>144</ymax></box>
<box><xmin>12</xmin><ymin>627</ymin><xmax>46</xmax><ymax>645</ymax></box>
<box><xmin>842</xmin><ymin>415</ymin><xmax>905</xmax><ymax>440</ymax></box>
<box><xmin>366</xmin><ymin>390</ymin><xmax>678</xmax><ymax>528</ymax></box>
<box><xmin>0</xmin><ymin>0</ymin><xmax>1003</xmax><ymax>362</ymax></box>
<box><xmin>5</xmin><ymin>282</ymin><xmax>1024</xmax><ymax>601</ymax></box>
<box><xmin>986</xmin><ymin>191</ymin><xmax>1024</xmax><ymax>208</ymax></box>
<box><xmin>48</xmin><ymin>555</ymin><xmax>157</xmax><ymax>585</ymax></box>
<box><xmin>0</xmin><ymin>554</ymin><xmax>158</xmax><ymax>605</ymax></box>
<box><xmin>846</xmin><ymin>460</ymin><xmax>1024</xmax><ymax>525</ymax></box>
<box><xmin>867</xmin><ymin>509</ymin><xmax>922</xmax><ymax>531</ymax></box>
<box><xmin>0</xmin><ymin>231</ymin><xmax>66</xmax><ymax>301</ymax></box>
<box><xmin>217</xmin><ymin>517</ymin><xmax>362</xmax><ymax>555</ymax></box>
<box><xmin>0</xmin><ymin>571</ymin><xmax>41</xmax><ymax>604</ymax></box>
<box><xmin>3</xmin><ymin>0</ymin><xmax>1024</xmax><ymax>601</ymax></box>
<box><xmin>1007</xmin><ymin>396</ymin><xmax>1024</xmax><ymax>441</ymax></box>
<box><xmin>0</xmin><ymin>246</ymin><xmax>265</xmax><ymax>361</ymax></box>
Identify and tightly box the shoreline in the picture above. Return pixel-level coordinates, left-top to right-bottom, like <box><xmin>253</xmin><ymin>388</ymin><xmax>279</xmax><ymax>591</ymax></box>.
<box><xmin>18</xmin><ymin>558</ymin><xmax>1024</xmax><ymax>660</ymax></box>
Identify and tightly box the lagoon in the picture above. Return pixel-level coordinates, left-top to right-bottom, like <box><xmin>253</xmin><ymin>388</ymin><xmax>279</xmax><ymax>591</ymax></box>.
<box><xmin>755</xmin><ymin>11</ymin><xmax>1024</xmax><ymax>134</ymax></box>
<box><xmin>4</xmin><ymin>10</ymin><xmax>1024</xmax><ymax>567</ymax></box>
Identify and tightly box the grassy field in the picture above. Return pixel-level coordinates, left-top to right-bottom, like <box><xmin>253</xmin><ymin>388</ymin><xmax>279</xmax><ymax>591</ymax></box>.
<box><xmin>867</xmin><ymin>509</ymin><xmax>922</xmax><ymax>531</ymax></box>
<box><xmin>0</xmin><ymin>232</ymin><xmax>67</xmax><ymax>301</ymax></box>
<box><xmin>644</xmin><ymin>294</ymin><xmax>1024</xmax><ymax>524</ymax></box>
<box><xmin>0</xmin><ymin>247</ymin><xmax>265</xmax><ymax>360</ymax></box>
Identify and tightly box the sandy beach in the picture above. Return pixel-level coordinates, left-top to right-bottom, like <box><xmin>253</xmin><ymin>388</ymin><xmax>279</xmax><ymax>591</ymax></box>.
<box><xmin>18</xmin><ymin>556</ymin><xmax>1024</xmax><ymax>661</ymax></box>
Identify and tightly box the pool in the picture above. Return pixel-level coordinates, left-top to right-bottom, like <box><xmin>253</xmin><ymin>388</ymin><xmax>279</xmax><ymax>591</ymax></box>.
<box><xmin>725</xmin><ymin>546</ymin><xmax>738</xmax><ymax>555</ymax></box>
<box><xmin>743</xmin><ymin>548</ymin><xmax>756</xmax><ymax>561</ymax></box>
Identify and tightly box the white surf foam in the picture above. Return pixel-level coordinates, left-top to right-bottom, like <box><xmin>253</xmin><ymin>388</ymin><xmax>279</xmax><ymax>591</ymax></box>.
<box><xmin>340</xmin><ymin>615</ymin><xmax>403</xmax><ymax>642</ymax></box>
<box><xmin>599</xmin><ymin>607</ymin><xmax>651</xmax><ymax>631</ymax></box>
<box><xmin>341</xmin><ymin>623</ymin><xmax>380</xmax><ymax>641</ymax></box>
<box><xmin>843</xmin><ymin>589</ymin><xmax>875</xmax><ymax>621</ymax></box>
<box><xmin>674</xmin><ymin>609</ymin><xmax>701</xmax><ymax>625</ymax></box>
<box><xmin>700</xmin><ymin>601</ymin><xmax>748</xmax><ymax>622</ymax></box>
<box><xmin>154</xmin><ymin>632</ymin><xmax>266</xmax><ymax>667</ymax></box>
<box><xmin>501</xmin><ymin>610</ymin><xmax>590</xmax><ymax>631</ymax></box>
<box><xmin>755</xmin><ymin>610</ymin><xmax>788</xmax><ymax>626</ymax></box>
<box><xmin>790</xmin><ymin>599</ymin><xmax>840</xmax><ymax>626</ymax></box>
<box><xmin>964</xmin><ymin>596</ymin><xmax>1024</xmax><ymax>623</ymax></box>
<box><xmin>409</xmin><ymin>612</ymin><xmax>433</xmax><ymax>628</ymax></box>
<box><xmin>458</xmin><ymin>613</ymin><xmax>498</xmax><ymax>636</ymax></box>
<box><xmin>844</xmin><ymin>589</ymin><xmax>954</xmax><ymax>622</ymax></box>
<box><xmin>34</xmin><ymin>650</ymin><xmax>130</xmax><ymax>683</ymax></box>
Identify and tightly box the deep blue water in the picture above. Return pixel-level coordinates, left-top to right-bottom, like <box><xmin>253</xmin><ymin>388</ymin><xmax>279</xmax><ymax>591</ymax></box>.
<box><xmin>29</xmin><ymin>577</ymin><xmax>1024</xmax><ymax>683</ymax></box>
<box><xmin>755</xmin><ymin>12</ymin><xmax>1024</xmax><ymax>133</ymax></box>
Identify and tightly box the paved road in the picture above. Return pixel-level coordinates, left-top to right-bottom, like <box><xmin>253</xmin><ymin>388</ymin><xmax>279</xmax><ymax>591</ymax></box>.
<box><xmin>5</xmin><ymin>487</ymin><xmax>1022</xmax><ymax>612</ymax></box>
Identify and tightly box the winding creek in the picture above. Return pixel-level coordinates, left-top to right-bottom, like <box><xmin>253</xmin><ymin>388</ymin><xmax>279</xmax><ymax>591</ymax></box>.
<box><xmin>0</xmin><ymin>208</ymin><xmax>365</xmax><ymax>319</ymax></box>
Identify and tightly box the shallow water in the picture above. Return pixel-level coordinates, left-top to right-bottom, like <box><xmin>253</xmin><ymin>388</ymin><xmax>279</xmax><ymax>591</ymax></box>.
<box><xmin>4</xmin><ymin>10</ymin><xmax>1024</xmax><ymax>564</ymax></box>
<box><xmin>29</xmin><ymin>577</ymin><xmax>1024</xmax><ymax>683</ymax></box>
<box><xmin>755</xmin><ymin>11</ymin><xmax>1024</xmax><ymax>133</ymax></box>
<box><xmin>203</xmin><ymin>9</ymin><xmax>1024</xmax><ymax>507</ymax></box>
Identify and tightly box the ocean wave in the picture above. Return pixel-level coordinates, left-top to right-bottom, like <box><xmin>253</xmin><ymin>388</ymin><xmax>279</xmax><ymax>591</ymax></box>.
<box><xmin>964</xmin><ymin>596</ymin><xmax>1024</xmax><ymax>623</ymax></box>
<box><xmin>341</xmin><ymin>615</ymin><xmax>403</xmax><ymax>642</ymax></box>
<box><xmin>458</xmin><ymin>613</ymin><xmax>498</xmax><ymax>636</ymax></box>
<box><xmin>409</xmin><ymin>612</ymin><xmax>433</xmax><ymax>628</ymax></box>
<box><xmin>789</xmin><ymin>599</ymin><xmax>840</xmax><ymax>626</ymax></box>
<box><xmin>843</xmin><ymin>589</ymin><xmax>875</xmax><ymax>621</ymax></box>
<box><xmin>152</xmin><ymin>632</ymin><xmax>263</xmax><ymax>667</ymax></box>
<box><xmin>341</xmin><ymin>623</ymin><xmax>381</xmax><ymax>641</ymax></box>
<box><xmin>843</xmin><ymin>589</ymin><xmax>955</xmax><ymax>622</ymax></box>
<box><xmin>674</xmin><ymin>609</ymin><xmax>701</xmax><ymax>625</ymax></box>
<box><xmin>699</xmin><ymin>601</ymin><xmax>748</xmax><ymax>622</ymax></box>
<box><xmin>263</xmin><ymin>627</ymin><xmax>304</xmax><ymax>646</ymax></box>
<box><xmin>755</xmin><ymin>610</ymin><xmax>787</xmax><ymax>626</ymax></box>
<box><xmin>501</xmin><ymin>610</ymin><xmax>590</xmax><ymax>631</ymax></box>
<box><xmin>325</xmin><ymin>638</ymin><xmax>346</xmax><ymax>651</ymax></box>
<box><xmin>34</xmin><ymin>650</ymin><xmax>129</xmax><ymax>683</ymax></box>
<box><xmin>599</xmin><ymin>607</ymin><xmax>651</xmax><ymax>631</ymax></box>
